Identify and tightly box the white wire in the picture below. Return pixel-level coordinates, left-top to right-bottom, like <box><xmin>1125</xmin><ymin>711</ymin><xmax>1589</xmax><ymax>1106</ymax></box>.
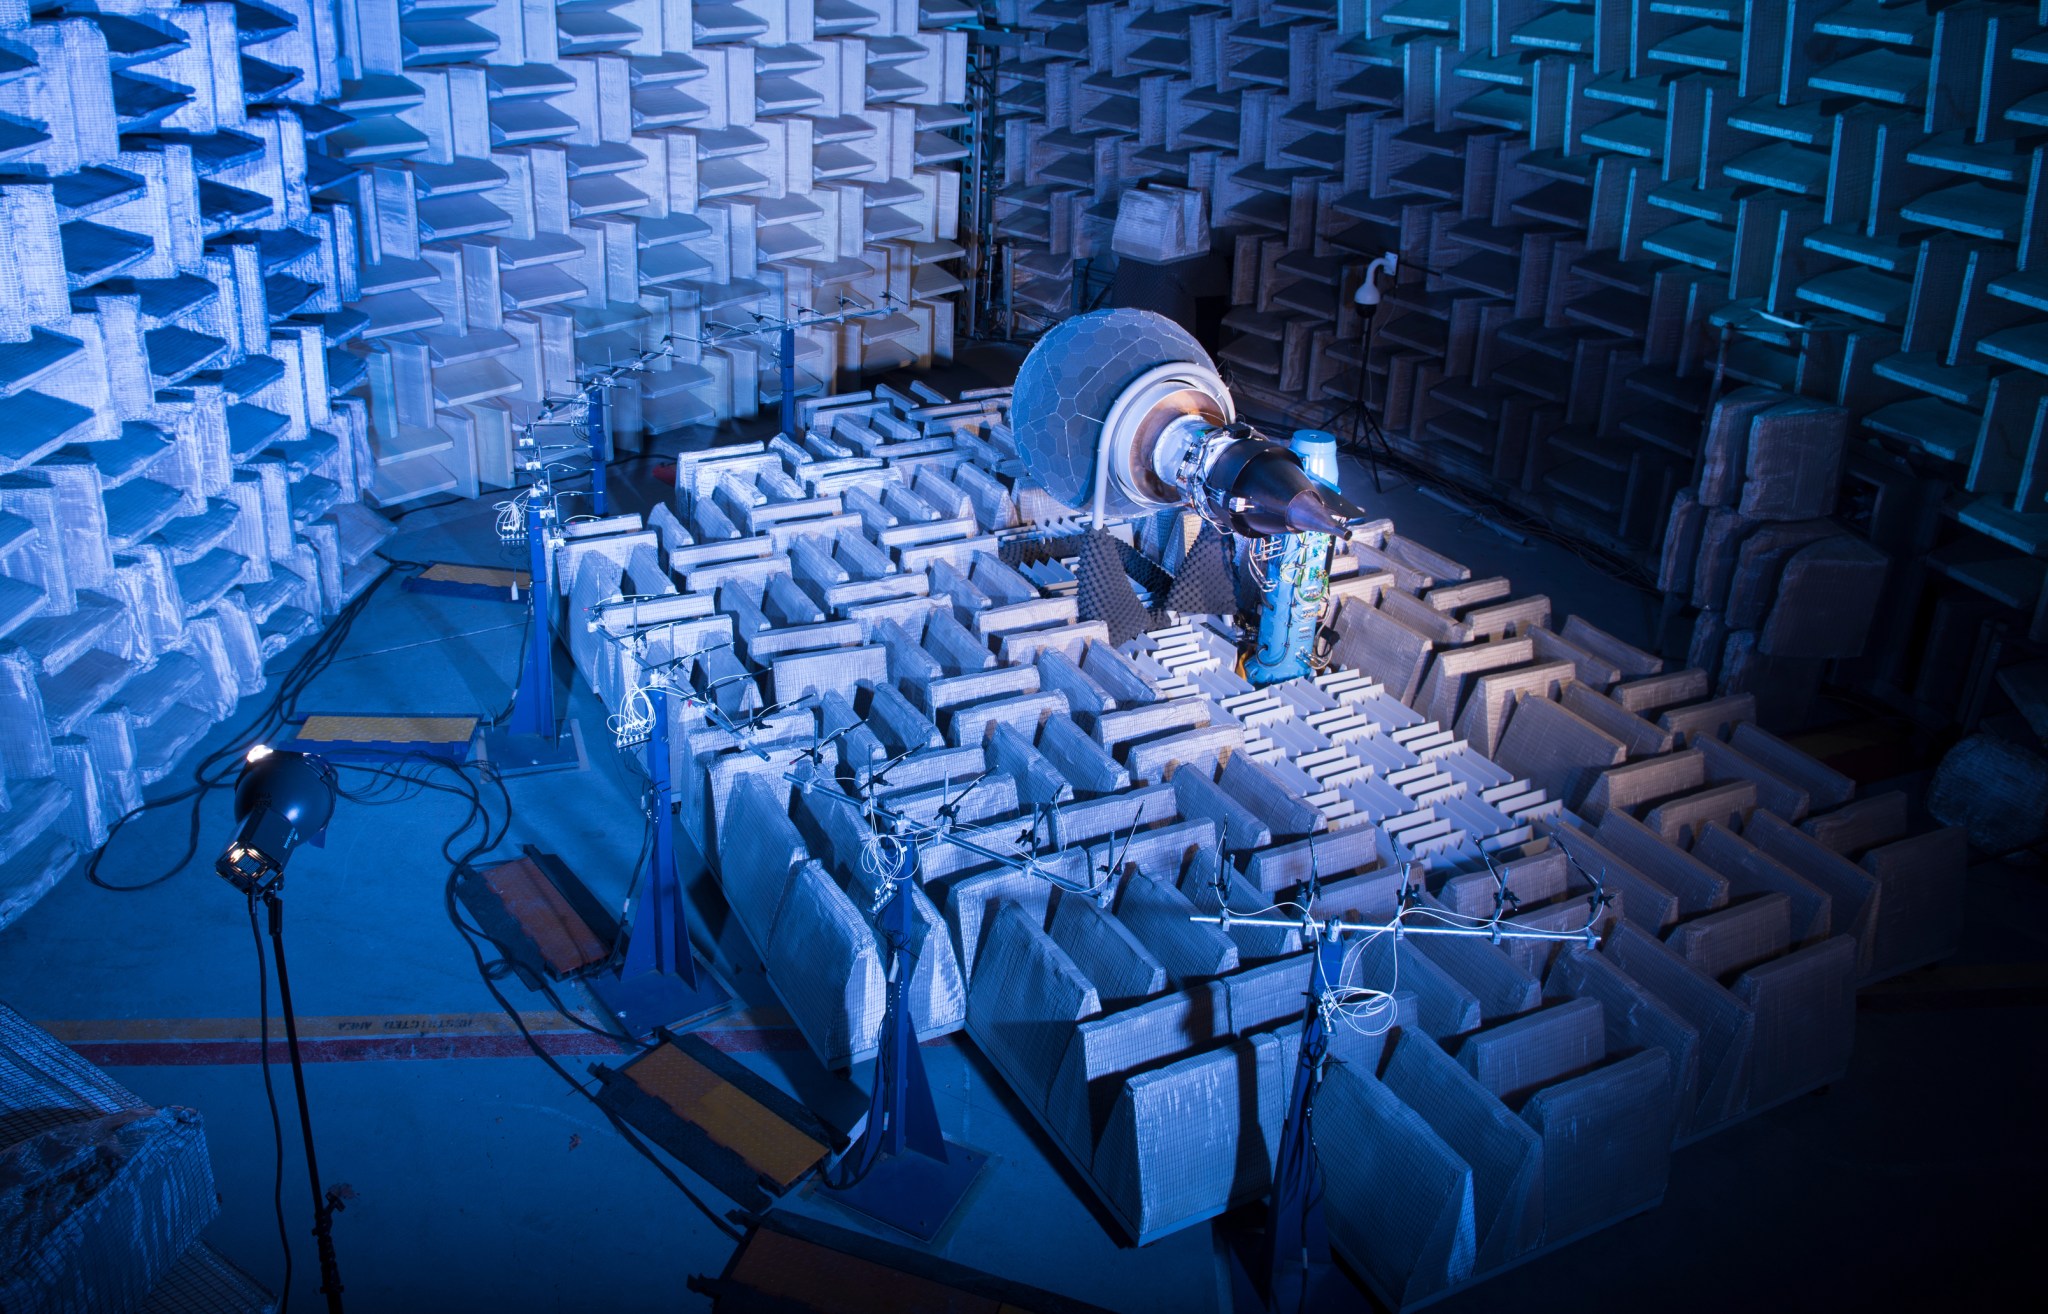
<box><xmin>1322</xmin><ymin>915</ymin><xmax>1401</xmax><ymax>1038</ymax></box>
<box><xmin>607</xmin><ymin>684</ymin><xmax>656</xmax><ymax>748</ymax></box>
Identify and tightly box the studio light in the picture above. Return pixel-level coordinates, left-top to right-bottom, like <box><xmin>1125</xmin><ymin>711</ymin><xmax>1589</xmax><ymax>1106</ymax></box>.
<box><xmin>216</xmin><ymin>742</ymin><xmax>349</xmax><ymax>1313</ymax></box>
<box><xmin>215</xmin><ymin>746</ymin><xmax>338</xmax><ymax>894</ymax></box>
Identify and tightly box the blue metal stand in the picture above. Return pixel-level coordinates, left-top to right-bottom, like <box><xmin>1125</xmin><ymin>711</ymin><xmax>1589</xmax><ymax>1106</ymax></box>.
<box><xmin>589</xmin><ymin>687</ymin><xmax>727</xmax><ymax>1038</ymax></box>
<box><xmin>778</xmin><ymin>325</ymin><xmax>797</xmax><ymax>440</ymax></box>
<box><xmin>825</xmin><ymin>839</ymin><xmax>985</xmax><ymax>1242</ymax></box>
<box><xmin>1247</xmin><ymin>431</ymin><xmax>1341</xmax><ymax>687</ymax></box>
<box><xmin>482</xmin><ymin>502</ymin><xmax>583</xmax><ymax>775</ymax></box>
<box><xmin>587</xmin><ymin>384</ymin><xmax>609</xmax><ymax>517</ymax></box>
<box><xmin>1264</xmin><ymin>932</ymin><xmax>1348</xmax><ymax>1311</ymax></box>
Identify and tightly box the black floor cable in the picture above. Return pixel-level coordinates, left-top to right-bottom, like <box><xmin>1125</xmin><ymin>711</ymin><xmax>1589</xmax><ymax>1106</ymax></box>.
<box><xmin>326</xmin><ymin>754</ymin><xmax>740</xmax><ymax>1241</ymax></box>
<box><xmin>86</xmin><ymin>513</ymin><xmax>746</xmax><ymax>1262</ymax></box>
<box><xmin>86</xmin><ymin>562</ymin><xmax>413</xmax><ymax>893</ymax></box>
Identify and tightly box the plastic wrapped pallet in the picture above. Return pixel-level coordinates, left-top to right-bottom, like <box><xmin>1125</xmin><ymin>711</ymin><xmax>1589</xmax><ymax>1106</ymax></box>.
<box><xmin>1317</xmin><ymin>1061</ymin><xmax>1479</xmax><ymax>1306</ymax></box>
<box><xmin>1520</xmin><ymin>1047</ymin><xmax>1673</xmax><ymax>1244</ymax></box>
<box><xmin>965</xmin><ymin>904</ymin><xmax>1102</xmax><ymax>1116</ymax></box>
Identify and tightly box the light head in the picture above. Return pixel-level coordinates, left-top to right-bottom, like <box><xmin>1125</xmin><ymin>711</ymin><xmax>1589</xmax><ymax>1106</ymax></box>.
<box><xmin>1353</xmin><ymin>252</ymin><xmax>1400</xmax><ymax>313</ymax></box>
<box><xmin>215</xmin><ymin>747</ymin><xmax>338</xmax><ymax>895</ymax></box>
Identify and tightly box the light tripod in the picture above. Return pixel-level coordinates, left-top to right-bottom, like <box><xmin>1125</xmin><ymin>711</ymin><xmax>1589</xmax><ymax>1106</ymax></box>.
<box><xmin>248</xmin><ymin>877</ymin><xmax>347</xmax><ymax>1314</ymax></box>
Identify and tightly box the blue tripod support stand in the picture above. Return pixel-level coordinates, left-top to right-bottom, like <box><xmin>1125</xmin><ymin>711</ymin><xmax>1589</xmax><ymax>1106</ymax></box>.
<box><xmin>1245</xmin><ymin>430</ymin><xmax>1343</xmax><ymax>686</ymax></box>
<box><xmin>825</xmin><ymin>837</ymin><xmax>985</xmax><ymax>1242</ymax></box>
<box><xmin>482</xmin><ymin>501</ymin><xmax>584</xmax><ymax>774</ymax></box>
<box><xmin>589</xmin><ymin>685</ymin><xmax>728</xmax><ymax>1038</ymax></box>
<box><xmin>778</xmin><ymin>326</ymin><xmax>798</xmax><ymax>441</ymax></box>
<box><xmin>1264</xmin><ymin>929</ymin><xmax>1347</xmax><ymax>1311</ymax></box>
<box><xmin>586</xmin><ymin>383</ymin><xmax>609</xmax><ymax>517</ymax></box>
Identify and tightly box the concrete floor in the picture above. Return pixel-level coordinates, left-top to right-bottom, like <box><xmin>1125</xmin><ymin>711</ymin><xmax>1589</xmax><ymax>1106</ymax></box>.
<box><xmin>2</xmin><ymin>366</ymin><xmax>2041</xmax><ymax>1311</ymax></box>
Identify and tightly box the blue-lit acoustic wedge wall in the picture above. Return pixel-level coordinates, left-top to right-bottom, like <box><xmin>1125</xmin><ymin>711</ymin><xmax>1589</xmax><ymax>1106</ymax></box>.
<box><xmin>0</xmin><ymin>1</ymin><xmax>974</xmax><ymax>923</ymax></box>
<box><xmin>988</xmin><ymin>0</ymin><xmax>2048</xmax><ymax>733</ymax></box>
<box><xmin>1</xmin><ymin>0</ymin><xmax>391</xmax><ymax>915</ymax></box>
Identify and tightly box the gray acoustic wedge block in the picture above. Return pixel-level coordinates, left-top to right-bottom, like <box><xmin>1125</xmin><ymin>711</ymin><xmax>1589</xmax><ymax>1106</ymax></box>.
<box><xmin>1350</xmin><ymin>931</ymin><xmax>1483</xmax><ymax>1042</ymax></box>
<box><xmin>1219</xmin><ymin>955</ymin><xmax>1312</xmax><ymax>1035</ymax></box>
<box><xmin>1493</xmin><ymin>694</ymin><xmax>1628</xmax><ymax>811</ymax></box>
<box><xmin>1802</xmin><ymin>792</ymin><xmax>1910</xmax><ymax>855</ymax></box>
<box><xmin>1594</xmin><ymin>810</ymin><xmax>1731</xmax><ymax>914</ymax></box>
<box><xmin>1217</xmin><ymin>751</ymin><xmax>1323</xmax><ymax>840</ymax></box>
<box><xmin>966</xmin><ymin>903</ymin><xmax>1103</xmax><ymax>1115</ymax></box>
<box><xmin>1561</xmin><ymin>682</ymin><xmax>1676</xmax><ymax>759</ymax></box>
<box><xmin>1456</xmin><ymin>996</ymin><xmax>1607</xmax><ymax>1108</ymax></box>
<box><xmin>1739</xmin><ymin>399</ymin><xmax>1849</xmax><ymax>521</ymax></box>
<box><xmin>1743</xmin><ymin>811</ymin><xmax>1880</xmax><ymax>978</ymax></box>
<box><xmin>1181</xmin><ymin>855</ymin><xmax>1304</xmax><ymax>962</ymax></box>
<box><xmin>1758</xmin><ymin>536</ymin><xmax>1889</xmax><ymax>660</ymax></box>
<box><xmin>1246</xmin><ymin>823</ymin><xmax>1378</xmax><ymax>894</ymax></box>
<box><xmin>1691</xmin><ymin>823</ymin><xmax>1832</xmax><ymax>947</ymax></box>
<box><xmin>945</xmin><ymin>865</ymin><xmax>1056</xmax><ymax>990</ymax></box>
<box><xmin>716</xmin><ymin>774</ymin><xmax>807</xmax><ymax>946</ymax></box>
<box><xmin>1520</xmin><ymin>1048</ymin><xmax>1673</xmax><ymax>1244</ymax></box>
<box><xmin>1454</xmin><ymin>660</ymin><xmax>1574</xmax><ymax>759</ymax></box>
<box><xmin>1859</xmin><ymin>827</ymin><xmax>1969</xmax><ymax>979</ymax></box>
<box><xmin>1695</xmin><ymin>734</ymin><xmax>1810</xmax><ymax>822</ymax></box>
<box><xmin>1381</xmin><ymin>1030</ymin><xmax>1544</xmax><ymax>1271</ymax></box>
<box><xmin>1115</xmin><ymin>873</ymin><xmax>1239</xmax><ymax>984</ymax></box>
<box><xmin>1318</xmin><ymin>1060</ymin><xmax>1479</xmax><ymax>1307</ymax></box>
<box><xmin>1730</xmin><ymin>723</ymin><xmax>1853</xmax><ymax>810</ymax></box>
<box><xmin>1580</xmin><ymin>748</ymin><xmax>1708</xmax><ymax>823</ymax></box>
<box><xmin>1545</xmin><ymin>833</ymin><xmax>1681</xmax><ymax>937</ymax></box>
<box><xmin>1547</xmin><ymin>948</ymin><xmax>1704</xmax><ymax>1141</ymax></box>
<box><xmin>1038</xmin><ymin>713</ymin><xmax>1133</xmax><ymax>795</ymax></box>
<box><xmin>1043</xmin><ymin>981</ymin><xmax>1232</xmax><ymax>1162</ymax></box>
<box><xmin>1437</xmin><ymin>850</ymin><xmax>1568</xmax><ymax>920</ymax></box>
<box><xmin>1173</xmin><ymin>762</ymin><xmax>1270</xmax><ymax>852</ymax></box>
<box><xmin>1605</xmin><ymin>924</ymin><xmax>1754</xmax><ymax>1133</ymax></box>
<box><xmin>1091</xmin><ymin>1031</ymin><xmax>1289</xmax><ymax>1242</ymax></box>
<box><xmin>764</xmin><ymin>860</ymin><xmax>887</xmax><ymax>1071</ymax></box>
<box><xmin>1735</xmin><ymin>934</ymin><xmax>1858</xmax><ymax>1113</ymax></box>
<box><xmin>1051</xmin><ymin>893</ymin><xmax>1168</xmax><ymax>1009</ymax></box>
<box><xmin>1411</xmin><ymin>896</ymin><xmax>1545</xmax><ymax>1022</ymax></box>
<box><xmin>1698</xmin><ymin>388</ymin><xmax>1786</xmax><ymax>507</ymax></box>
<box><xmin>1326</xmin><ymin>599</ymin><xmax>1434</xmax><ymax>706</ymax></box>
<box><xmin>1667</xmin><ymin>894</ymin><xmax>1795</xmax><ymax>984</ymax></box>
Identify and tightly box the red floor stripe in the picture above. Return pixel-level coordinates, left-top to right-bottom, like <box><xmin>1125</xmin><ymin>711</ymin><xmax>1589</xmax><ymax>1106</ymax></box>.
<box><xmin>72</xmin><ymin>1028</ymin><xmax>808</xmax><ymax>1066</ymax></box>
<box><xmin>56</xmin><ymin>1025</ymin><xmax>808</xmax><ymax>1067</ymax></box>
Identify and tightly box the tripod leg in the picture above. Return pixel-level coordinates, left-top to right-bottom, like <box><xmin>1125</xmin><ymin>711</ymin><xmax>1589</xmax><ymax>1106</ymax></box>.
<box><xmin>266</xmin><ymin>893</ymin><xmax>346</xmax><ymax>1314</ymax></box>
